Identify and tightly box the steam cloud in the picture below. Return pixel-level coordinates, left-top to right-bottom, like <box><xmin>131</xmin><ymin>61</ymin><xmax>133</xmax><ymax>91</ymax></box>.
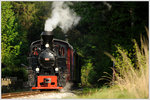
<box><xmin>103</xmin><ymin>2</ymin><xmax>112</xmax><ymax>10</ymax></box>
<box><xmin>60</xmin><ymin>82</ymin><xmax>73</xmax><ymax>92</ymax></box>
<box><xmin>44</xmin><ymin>1</ymin><xmax>81</xmax><ymax>33</ymax></box>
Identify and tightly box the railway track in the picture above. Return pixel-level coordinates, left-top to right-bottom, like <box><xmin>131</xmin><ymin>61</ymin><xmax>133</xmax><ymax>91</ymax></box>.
<box><xmin>2</xmin><ymin>90</ymin><xmax>58</xmax><ymax>99</ymax></box>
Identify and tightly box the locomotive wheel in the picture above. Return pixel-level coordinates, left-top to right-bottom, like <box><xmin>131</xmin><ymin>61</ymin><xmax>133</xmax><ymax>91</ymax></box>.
<box><xmin>28</xmin><ymin>70</ymin><xmax>37</xmax><ymax>89</ymax></box>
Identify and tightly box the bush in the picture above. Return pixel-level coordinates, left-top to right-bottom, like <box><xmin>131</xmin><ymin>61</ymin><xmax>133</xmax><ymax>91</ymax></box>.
<box><xmin>2</xmin><ymin>67</ymin><xmax>28</xmax><ymax>81</ymax></box>
<box><xmin>73</xmin><ymin>29</ymin><xmax>148</xmax><ymax>99</ymax></box>
<box><xmin>81</xmin><ymin>59</ymin><xmax>93</xmax><ymax>86</ymax></box>
<box><xmin>105</xmin><ymin>28</ymin><xmax>149</xmax><ymax>98</ymax></box>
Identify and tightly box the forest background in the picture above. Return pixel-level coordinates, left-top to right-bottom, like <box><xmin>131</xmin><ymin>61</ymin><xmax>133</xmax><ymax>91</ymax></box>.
<box><xmin>1</xmin><ymin>1</ymin><xmax>148</xmax><ymax>87</ymax></box>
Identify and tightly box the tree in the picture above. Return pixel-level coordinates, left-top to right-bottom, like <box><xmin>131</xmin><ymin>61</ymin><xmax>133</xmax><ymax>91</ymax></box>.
<box><xmin>1</xmin><ymin>2</ymin><xmax>22</xmax><ymax>67</ymax></box>
<box><xmin>70</xmin><ymin>2</ymin><xmax>148</xmax><ymax>86</ymax></box>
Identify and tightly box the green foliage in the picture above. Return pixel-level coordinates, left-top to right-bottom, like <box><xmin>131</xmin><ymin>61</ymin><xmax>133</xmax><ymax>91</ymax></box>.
<box><xmin>81</xmin><ymin>60</ymin><xmax>93</xmax><ymax>86</ymax></box>
<box><xmin>1</xmin><ymin>1</ymin><xmax>148</xmax><ymax>87</ymax></box>
<box><xmin>27</xmin><ymin>2</ymin><xmax>52</xmax><ymax>42</ymax></box>
<box><xmin>2</xmin><ymin>67</ymin><xmax>28</xmax><ymax>81</ymax></box>
<box><xmin>12</xmin><ymin>2</ymin><xmax>38</xmax><ymax>65</ymax></box>
<box><xmin>70</xmin><ymin>2</ymin><xmax>148</xmax><ymax>86</ymax></box>
<box><xmin>2</xmin><ymin>67</ymin><xmax>12</xmax><ymax>77</ymax></box>
<box><xmin>112</xmin><ymin>46</ymin><xmax>136</xmax><ymax>76</ymax></box>
<box><xmin>1</xmin><ymin>2</ymin><xmax>22</xmax><ymax>67</ymax></box>
<box><xmin>72</xmin><ymin>31</ymin><xmax>149</xmax><ymax>99</ymax></box>
<box><xmin>73</xmin><ymin>86</ymin><xmax>137</xmax><ymax>99</ymax></box>
<box><xmin>105</xmin><ymin>30</ymin><xmax>149</xmax><ymax>98</ymax></box>
<box><xmin>1</xmin><ymin>1</ymin><xmax>53</xmax><ymax>81</ymax></box>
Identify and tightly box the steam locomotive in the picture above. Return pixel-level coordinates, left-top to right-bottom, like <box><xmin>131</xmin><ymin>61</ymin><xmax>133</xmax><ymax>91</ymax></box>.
<box><xmin>28</xmin><ymin>31</ymin><xmax>81</xmax><ymax>90</ymax></box>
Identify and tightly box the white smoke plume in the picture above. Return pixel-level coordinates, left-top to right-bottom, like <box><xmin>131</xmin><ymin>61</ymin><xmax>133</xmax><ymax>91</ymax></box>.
<box><xmin>60</xmin><ymin>82</ymin><xmax>73</xmax><ymax>92</ymax></box>
<box><xmin>103</xmin><ymin>2</ymin><xmax>112</xmax><ymax>11</ymax></box>
<box><xmin>44</xmin><ymin>1</ymin><xmax>81</xmax><ymax>33</ymax></box>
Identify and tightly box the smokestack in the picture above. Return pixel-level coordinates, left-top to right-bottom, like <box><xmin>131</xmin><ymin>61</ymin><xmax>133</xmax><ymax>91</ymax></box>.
<box><xmin>41</xmin><ymin>31</ymin><xmax>53</xmax><ymax>45</ymax></box>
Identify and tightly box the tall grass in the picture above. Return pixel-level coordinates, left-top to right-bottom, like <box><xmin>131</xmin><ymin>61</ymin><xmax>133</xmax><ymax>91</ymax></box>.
<box><xmin>71</xmin><ymin>28</ymin><xmax>149</xmax><ymax>99</ymax></box>
<box><xmin>105</xmin><ymin>28</ymin><xmax>149</xmax><ymax>98</ymax></box>
<box><xmin>67</xmin><ymin>29</ymin><xmax>149</xmax><ymax>99</ymax></box>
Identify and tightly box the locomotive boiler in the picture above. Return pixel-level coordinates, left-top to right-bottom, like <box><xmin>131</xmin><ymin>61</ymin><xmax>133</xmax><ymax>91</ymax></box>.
<box><xmin>28</xmin><ymin>31</ymin><xmax>81</xmax><ymax>90</ymax></box>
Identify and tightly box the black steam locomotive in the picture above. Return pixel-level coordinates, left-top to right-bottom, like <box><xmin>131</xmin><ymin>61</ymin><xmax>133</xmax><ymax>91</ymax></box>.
<box><xmin>28</xmin><ymin>31</ymin><xmax>81</xmax><ymax>90</ymax></box>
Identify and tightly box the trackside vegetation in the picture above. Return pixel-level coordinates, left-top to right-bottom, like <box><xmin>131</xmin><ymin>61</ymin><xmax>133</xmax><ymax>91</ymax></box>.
<box><xmin>71</xmin><ymin>29</ymin><xmax>149</xmax><ymax>99</ymax></box>
<box><xmin>1</xmin><ymin>1</ymin><xmax>148</xmax><ymax>95</ymax></box>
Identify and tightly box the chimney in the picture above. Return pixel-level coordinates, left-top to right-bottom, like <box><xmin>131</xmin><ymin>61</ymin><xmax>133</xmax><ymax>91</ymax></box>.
<box><xmin>41</xmin><ymin>31</ymin><xmax>53</xmax><ymax>45</ymax></box>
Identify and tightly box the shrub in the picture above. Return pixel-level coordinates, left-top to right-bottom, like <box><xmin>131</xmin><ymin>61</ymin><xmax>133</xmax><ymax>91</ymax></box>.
<box><xmin>105</xmin><ymin>27</ymin><xmax>149</xmax><ymax>98</ymax></box>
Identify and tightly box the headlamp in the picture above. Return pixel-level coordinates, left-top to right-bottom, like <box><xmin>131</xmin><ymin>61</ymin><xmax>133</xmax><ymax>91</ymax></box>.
<box><xmin>55</xmin><ymin>67</ymin><xmax>59</xmax><ymax>72</ymax></box>
<box><xmin>45</xmin><ymin>43</ymin><xmax>49</xmax><ymax>48</ymax></box>
<box><xmin>36</xmin><ymin>67</ymin><xmax>40</xmax><ymax>72</ymax></box>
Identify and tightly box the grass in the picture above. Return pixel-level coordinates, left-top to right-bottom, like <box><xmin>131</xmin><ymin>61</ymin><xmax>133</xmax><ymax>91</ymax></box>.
<box><xmin>110</xmin><ymin>28</ymin><xmax>149</xmax><ymax>99</ymax></box>
<box><xmin>68</xmin><ymin>28</ymin><xmax>149</xmax><ymax>99</ymax></box>
<box><xmin>75</xmin><ymin>86</ymin><xmax>137</xmax><ymax>99</ymax></box>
